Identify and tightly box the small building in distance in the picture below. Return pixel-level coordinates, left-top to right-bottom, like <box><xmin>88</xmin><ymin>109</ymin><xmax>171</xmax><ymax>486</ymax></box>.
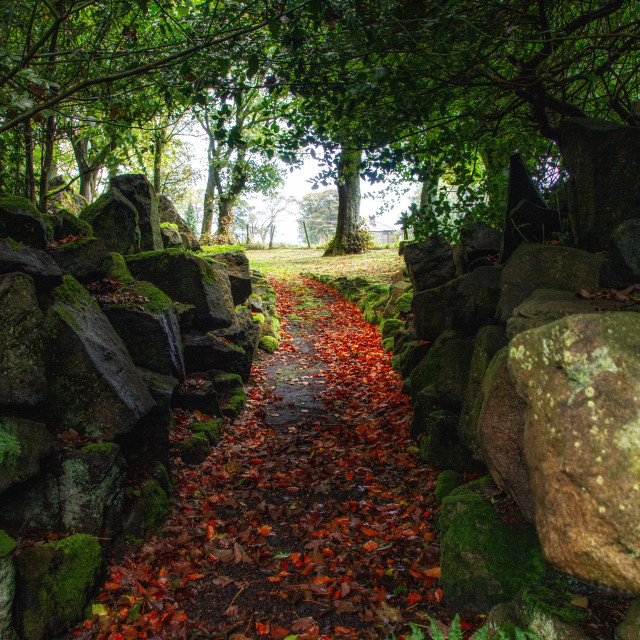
<box><xmin>368</xmin><ymin>216</ymin><xmax>401</xmax><ymax>244</ymax></box>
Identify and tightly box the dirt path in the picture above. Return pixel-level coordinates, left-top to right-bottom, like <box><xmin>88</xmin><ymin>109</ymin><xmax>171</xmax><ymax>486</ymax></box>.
<box><xmin>72</xmin><ymin>275</ymin><xmax>446</xmax><ymax>640</ymax></box>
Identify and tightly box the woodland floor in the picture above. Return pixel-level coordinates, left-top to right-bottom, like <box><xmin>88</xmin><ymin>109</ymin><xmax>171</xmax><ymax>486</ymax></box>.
<box><xmin>68</xmin><ymin>271</ymin><xmax>470</xmax><ymax>640</ymax></box>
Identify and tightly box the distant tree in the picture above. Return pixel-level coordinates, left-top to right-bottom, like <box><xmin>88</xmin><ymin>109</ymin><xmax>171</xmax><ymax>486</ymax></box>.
<box><xmin>184</xmin><ymin>202</ymin><xmax>199</xmax><ymax>234</ymax></box>
<box><xmin>297</xmin><ymin>189</ymin><xmax>339</xmax><ymax>245</ymax></box>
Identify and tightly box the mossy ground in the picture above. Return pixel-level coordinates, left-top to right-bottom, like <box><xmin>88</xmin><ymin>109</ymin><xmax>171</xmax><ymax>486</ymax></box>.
<box><xmin>259</xmin><ymin>335</ymin><xmax>279</xmax><ymax>353</ymax></box>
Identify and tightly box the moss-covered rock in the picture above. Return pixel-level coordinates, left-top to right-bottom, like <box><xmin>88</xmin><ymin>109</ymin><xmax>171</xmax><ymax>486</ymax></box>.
<box><xmin>379</xmin><ymin>318</ymin><xmax>404</xmax><ymax>339</ymax></box>
<box><xmin>184</xmin><ymin>330</ymin><xmax>250</xmax><ymax>380</ymax></box>
<box><xmin>49</xmin><ymin>237</ymin><xmax>113</xmax><ymax>283</ymax></box>
<box><xmin>259</xmin><ymin>335</ymin><xmax>279</xmax><ymax>353</ymax></box>
<box><xmin>435</xmin><ymin>470</ymin><xmax>463</xmax><ymax>507</ymax></box>
<box><xmin>253</xmin><ymin>312</ymin><xmax>265</xmax><ymax>324</ymax></box>
<box><xmin>439</xmin><ymin>477</ymin><xmax>545</xmax><ymax>612</ymax></box>
<box><xmin>44</xmin><ymin>276</ymin><xmax>155</xmax><ymax>439</ymax></box>
<box><xmin>109</xmin><ymin>251</ymin><xmax>133</xmax><ymax>282</ymax></box>
<box><xmin>15</xmin><ymin>534</ymin><xmax>103</xmax><ymax>640</ymax></box>
<box><xmin>126</xmin><ymin>249</ymin><xmax>234</xmax><ymax>331</ymax></box>
<box><xmin>51</xmin><ymin>208</ymin><xmax>93</xmax><ymax>240</ymax></box>
<box><xmin>123</xmin><ymin>479</ymin><xmax>170</xmax><ymax>539</ymax></box>
<box><xmin>210</xmin><ymin>250</ymin><xmax>252</xmax><ymax>305</ymax></box>
<box><xmin>381</xmin><ymin>336</ymin><xmax>394</xmax><ymax>352</ymax></box>
<box><xmin>0</xmin><ymin>530</ymin><xmax>16</xmax><ymax>640</ymax></box>
<box><xmin>178</xmin><ymin>433</ymin><xmax>211</xmax><ymax>464</ymax></box>
<box><xmin>0</xmin><ymin>271</ymin><xmax>47</xmax><ymax>407</ymax></box>
<box><xmin>396</xmin><ymin>291</ymin><xmax>413</xmax><ymax>314</ymax></box>
<box><xmin>79</xmin><ymin>187</ymin><xmax>142</xmax><ymax>255</ymax></box>
<box><xmin>391</xmin><ymin>340</ymin><xmax>431</xmax><ymax>378</ymax></box>
<box><xmin>213</xmin><ymin>307</ymin><xmax>261</xmax><ymax>378</ymax></box>
<box><xmin>0</xmin><ymin>417</ymin><xmax>52</xmax><ymax>494</ymax></box>
<box><xmin>0</xmin><ymin>194</ymin><xmax>48</xmax><ymax>249</ymax></box>
<box><xmin>616</xmin><ymin>598</ymin><xmax>640</xmax><ymax>640</ymax></box>
<box><xmin>190</xmin><ymin>419</ymin><xmax>224</xmax><ymax>445</ymax></box>
<box><xmin>102</xmin><ymin>280</ymin><xmax>184</xmax><ymax>378</ymax></box>
<box><xmin>0</xmin><ymin>237</ymin><xmax>62</xmax><ymax>292</ymax></box>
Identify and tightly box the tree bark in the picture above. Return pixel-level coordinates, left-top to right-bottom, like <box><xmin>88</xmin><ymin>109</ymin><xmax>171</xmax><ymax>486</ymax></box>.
<box><xmin>24</xmin><ymin>119</ymin><xmax>36</xmax><ymax>205</ymax></box>
<box><xmin>324</xmin><ymin>146</ymin><xmax>361</xmax><ymax>256</ymax></box>
<box><xmin>153</xmin><ymin>133</ymin><xmax>165</xmax><ymax>194</ymax></box>
<box><xmin>38</xmin><ymin>114</ymin><xmax>57</xmax><ymax>212</ymax></box>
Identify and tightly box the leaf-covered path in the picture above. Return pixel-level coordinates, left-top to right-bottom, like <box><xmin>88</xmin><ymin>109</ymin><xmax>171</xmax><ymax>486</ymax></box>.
<box><xmin>72</xmin><ymin>275</ymin><xmax>452</xmax><ymax>640</ymax></box>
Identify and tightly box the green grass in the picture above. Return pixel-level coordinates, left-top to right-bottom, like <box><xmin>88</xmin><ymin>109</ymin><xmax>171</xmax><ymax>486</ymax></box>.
<box><xmin>246</xmin><ymin>247</ymin><xmax>403</xmax><ymax>281</ymax></box>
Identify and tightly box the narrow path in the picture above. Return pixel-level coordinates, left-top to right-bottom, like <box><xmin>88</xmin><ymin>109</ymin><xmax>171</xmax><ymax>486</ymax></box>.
<box><xmin>72</xmin><ymin>275</ymin><xmax>448</xmax><ymax>640</ymax></box>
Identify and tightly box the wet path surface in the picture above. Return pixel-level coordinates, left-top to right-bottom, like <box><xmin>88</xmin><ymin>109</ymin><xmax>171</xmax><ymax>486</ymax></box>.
<box><xmin>70</xmin><ymin>275</ymin><xmax>443</xmax><ymax>640</ymax></box>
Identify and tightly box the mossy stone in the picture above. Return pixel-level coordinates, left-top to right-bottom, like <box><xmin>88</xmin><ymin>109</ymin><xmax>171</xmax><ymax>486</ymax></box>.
<box><xmin>381</xmin><ymin>336</ymin><xmax>394</xmax><ymax>352</ymax></box>
<box><xmin>190</xmin><ymin>419</ymin><xmax>224</xmax><ymax>445</ymax></box>
<box><xmin>396</xmin><ymin>291</ymin><xmax>413</xmax><ymax>314</ymax></box>
<box><xmin>178</xmin><ymin>433</ymin><xmax>211</xmax><ymax>464</ymax></box>
<box><xmin>52</xmin><ymin>209</ymin><xmax>93</xmax><ymax>240</ymax></box>
<box><xmin>435</xmin><ymin>470</ymin><xmax>463</xmax><ymax>506</ymax></box>
<box><xmin>0</xmin><ymin>531</ymin><xmax>15</xmax><ymax>640</ymax></box>
<box><xmin>109</xmin><ymin>252</ymin><xmax>133</xmax><ymax>282</ymax></box>
<box><xmin>259</xmin><ymin>335</ymin><xmax>279</xmax><ymax>353</ymax></box>
<box><xmin>0</xmin><ymin>194</ymin><xmax>48</xmax><ymax>248</ymax></box>
<box><xmin>0</xmin><ymin>531</ymin><xmax>15</xmax><ymax>558</ymax></box>
<box><xmin>15</xmin><ymin>534</ymin><xmax>103</xmax><ymax>640</ymax></box>
<box><xmin>138</xmin><ymin>479</ymin><xmax>170</xmax><ymax>532</ymax></box>
<box><xmin>391</xmin><ymin>340</ymin><xmax>431</xmax><ymax>378</ymax></box>
<box><xmin>379</xmin><ymin>318</ymin><xmax>404</xmax><ymax>339</ymax></box>
<box><xmin>439</xmin><ymin>477</ymin><xmax>545</xmax><ymax>612</ymax></box>
<box><xmin>253</xmin><ymin>312</ymin><xmax>265</xmax><ymax>324</ymax></box>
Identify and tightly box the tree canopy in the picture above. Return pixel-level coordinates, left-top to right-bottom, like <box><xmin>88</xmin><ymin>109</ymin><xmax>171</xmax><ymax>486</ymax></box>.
<box><xmin>1</xmin><ymin>0</ymin><xmax>638</xmax><ymax>245</ymax></box>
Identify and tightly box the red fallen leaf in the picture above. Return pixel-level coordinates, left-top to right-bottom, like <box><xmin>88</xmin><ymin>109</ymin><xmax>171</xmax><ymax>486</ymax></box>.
<box><xmin>407</xmin><ymin>592</ymin><xmax>422</xmax><ymax>605</ymax></box>
<box><xmin>434</xmin><ymin>588</ymin><xmax>443</xmax><ymax>602</ymax></box>
<box><xmin>362</xmin><ymin>540</ymin><xmax>379</xmax><ymax>552</ymax></box>
<box><xmin>311</xmin><ymin>575</ymin><xmax>333</xmax><ymax>584</ymax></box>
<box><xmin>107</xmin><ymin>633</ymin><xmax>125</xmax><ymax>640</ymax></box>
<box><xmin>360</xmin><ymin>526</ymin><xmax>377</xmax><ymax>537</ymax></box>
<box><xmin>460</xmin><ymin>620</ymin><xmax>473</xmax><ymax>631</ymax></box>
<box><xmin>345</xmin><ymin>470</ymin><xmax>354</xmax><ymax>480</ymax></box>
<box><xmin>258</xmin><ymin>524</ymin><xmax>273</xmax><ymax>536</ymax></box>
<box><xmin>255</xmin><ymin>621</ymin><xmax>270</xmax><ymax>635</ymax></box>
<box><xmin>409</xmin><ymin>569</ymin><xmax>423</xmax><ymax>579</ymax></box>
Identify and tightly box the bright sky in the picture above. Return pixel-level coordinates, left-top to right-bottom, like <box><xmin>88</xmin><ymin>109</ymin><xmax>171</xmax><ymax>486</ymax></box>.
<box><xmin>186</xmin><ymin>131</ymin><xmax>416</xmax><ymax>245</ymax></box>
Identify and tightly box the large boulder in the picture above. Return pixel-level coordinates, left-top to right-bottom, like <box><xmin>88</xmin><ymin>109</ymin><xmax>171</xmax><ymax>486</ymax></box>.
<box><xmin>0</xmin><ymin>531</ymin><xmax>15</xmax><ymax>640</ymax></box>
<box><xmin>126</xmin><ymin>249</ymin><xmax>234</xmax><ymax>331</ymax></box>
<box><xmin>0</xmin><ymin>238</ymin><xmax>62</xmax><ymax>291</ymax></box>
<box><xmin>459</xmin><ymin>220</ymin><xmax>501</xmax><ymax>267</ymax></box>
<box><xmin>101</xmin><ymin>280</ymin><xmax>185</xmax><ymax>378</ymax></box>
<box><xmin>183</xmin><ymin>330</ymin><xmax>250</xmax><ymax>380</ymax></box>
<box><xmin>209</xmin><ymin>250</ymin><xmax>252</xmax><ymax>305</ymax></box>
<box><xmin>110</xmin><ymin>174</ymin><xmax>162</xmax><ymax>252</ymax></box>
<box><xmin>406</xmin><ymin>332</ymin><xmax>475</xmax><ymax>409</ymax></box>
<box><xmin>403</xmin><ymin>236</ymin><xmax>456</xmax><ymax>293</ymax></box>
<box><xmin>498</xmin><ymin>244</ymin><xmax>603</xmax><ymax>321</ymax></box>
<box><xmin>213</xmin><ymin>306</ymin><xmax>260</xmax><ymax>375</ymax></box>
<box><xmin>509</xmin><ymin>313</ymin><xmax>640</xmax><ymax>593</ymax></box>
<box><xmin>0</xmin><ymin>443</ymin><xmax>126</xmax><ymax>538</ymax></box>
<box><xmin>158</xmin><ymin>195</ymin><xmax>201</xmax><ymax>251</ymax></box>
<box><xmin>506</xmin><ymin>288</ymin><xmax>613</xmax><ymax>339</ymax></box>
<box><xmin>413</xmin><ymin>266</ymin><xmax>501</xmax><ymax>341</ymax></box>
<box><xmin>49</xmin><ymin>209</ymin><xmax>93</xmax><ymax>241</ymax></box>
<box><xmin>475</xmin><ymin>348</ymin><xmax>534</xmax><ymax>521</ymax></box>
<box><xmin>14</xmin><ymin>534</ymin><xmax>103</xmax><ymax>640</ymax></box>
<box><xmin>561</xmin><ymin>118</ymin><xmax>640</xmax><ymax>253</ymax></box>
<box><xmin>49</xmin><ymin>237</ymin><xmax>112</xmax><ymax>283</ymax></box>
<box><xmin>599</xmin><ymin>218</ymin><xmax>640</xmax><ymax>289</ymax></box>
<box><xmin>160</xmin><ymin>225</ymin><xmax>183</xmax><ymax>249</ymax></box>
<box><xmin>79</xmin><ymin>187</ymin><xmax>141</xmax><ymax>255</ymax></box>
<box><xmin>0</xmin><ymin>195</ymin><xmax>47</xmax><ymax>249</ymax></box>
<box><xmin>439</xmin><ymin>476</ymin><xmax>544</xmax><ymax>613</ymax></box>
<box><xmin>0</xmin><ymin>272</ymin><xmax>47</xmax><ymax>406</ymax></box>
<box><xmin>458</xmin><ymin>325</ymin><xmax>508</xmax><ymax>453</ymax></box>
<box><xmin>0</xmin><ymin>418</ymin><xmax>52</xmax><ymax>495</ymax></box>
<box><xmin>44</xmin><ymin>276</ymin><xmax>155</xmax><ymax>439</ymax></box>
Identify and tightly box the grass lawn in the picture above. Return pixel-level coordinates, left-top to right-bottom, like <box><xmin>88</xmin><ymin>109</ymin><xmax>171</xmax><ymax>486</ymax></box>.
<box><xmin>246</xmin><ymin>247</ymin><xmax>404</xmax><ymax>281</ymax></box>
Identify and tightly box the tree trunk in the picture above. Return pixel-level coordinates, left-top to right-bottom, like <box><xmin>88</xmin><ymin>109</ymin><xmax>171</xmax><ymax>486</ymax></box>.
<box><xmin>24</xmin><ymin>119</ymin><xmax>36</xmax><ymax>205</ymax></box>
<box><xmin>268</xmin><ymin>224</ymin><xmax>275</xmax><ymax>249</ymax></box>
<box><xmin>324</xmin><ymin>146</ymin><xmax>361</xmax><ymax>256</ymax></box>
<box><xmin>38</xmin><ymin>114</ymin><xmax>57</xmax><ymax>212</ymax></box>
<box><xmin>153</xmin><ymin>134</ymin><xmax>164</xmax><ymax>194</ymax></box>
<box><xmin>216</xmin><ymin>197</ymin><xmax>234</xmax><ymax>243</ymax></box>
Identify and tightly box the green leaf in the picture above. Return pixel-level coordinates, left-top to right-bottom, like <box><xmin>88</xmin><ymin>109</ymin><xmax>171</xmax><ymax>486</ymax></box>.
<box><xmin>247</xmin><ymin>54</ymin><xmax>260</xmax><ymax>79</ymax></box>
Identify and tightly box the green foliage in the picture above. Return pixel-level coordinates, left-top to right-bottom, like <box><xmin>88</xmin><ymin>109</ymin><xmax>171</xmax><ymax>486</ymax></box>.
<box><xmin>0</xmin><ymin>422</ymin><xmax>21</xmax><ymax>465</ymax></box>
<box><xmin>297</xmin><ymin>189</ymin><xmax>339</xmax><ymax>245</ymax></box>
<box><xmin>325</xmin><ymin>220</ymin><xmax>374</xmax><ymax>255</ymax></box>
<box><xmin>160</xmin><ymin>222</ymin><xmax>179</xmax><ymax>231</ymax></box>
<box><xmin>200</xmin><ymin>244</ymin><xmax>245</xmax><ymax>254</ymax></box>
<box><xmin>385</xmin><ymin>617</ymin><xmax>542</xmax><ymax>640</ymax></box>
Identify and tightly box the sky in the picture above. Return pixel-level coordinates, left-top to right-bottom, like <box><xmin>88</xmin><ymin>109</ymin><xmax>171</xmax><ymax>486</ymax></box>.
<box><xmin>185</xmin><ymin>131</ymin><xmax>417</xmax><ymax>245</ymax></box>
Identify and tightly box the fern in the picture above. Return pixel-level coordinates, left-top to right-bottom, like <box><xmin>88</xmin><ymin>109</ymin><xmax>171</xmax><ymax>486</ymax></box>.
<box><xmin>386</xmin><ymin>615</ymin><xmax>542</xmax><ymax>640</ymax></box>
<box><xmin>0</xmin><ymin>424</ymin><xmax>21</xmax><ymax>465</ymax></box>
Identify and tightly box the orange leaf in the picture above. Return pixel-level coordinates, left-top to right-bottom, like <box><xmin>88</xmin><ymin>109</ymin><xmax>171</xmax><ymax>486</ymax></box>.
<box><xmin>407</xmin><ymin>593</ymin><xmax>422</xmax><ymax>605</ymax></box>
<box><xmin>255</xmin><ymin>621</ymin><xmax>270</xmax><ymax>635</ymax></box>
<box><xmin>434</xmin><ymin>588</ymin><xmax>443</xmax><ymax>603</ymax></box>
<box><xmin>424</xmin><ymin>566</ymin><xmax>441</xmax><ymax>578</ymax></box>
<box><xmin>311</xmin><ymin>575</ymin><xmax>333</xmax><ymax>584</ymax></box>
<box><xmin>345</xmin><ymin>470</ymin><xmax>354</xmax><ymax>480</ymax></box>
<box><xmin>258</xmin><ymin>525</ymin><xmax>273</xmax><ymax>536</ymax></box>
<box><xmin>363</xmin><ymin>540</ymin><xmax>379</xmax><ymax>552</ymax></box>
<box><xmin>360</xmin><ymin>527</ymin><xmax>378</xmax><ymax>537</ymax></box>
